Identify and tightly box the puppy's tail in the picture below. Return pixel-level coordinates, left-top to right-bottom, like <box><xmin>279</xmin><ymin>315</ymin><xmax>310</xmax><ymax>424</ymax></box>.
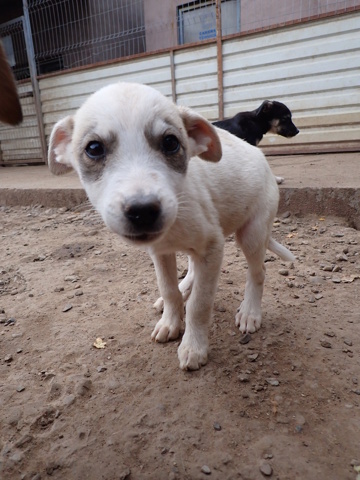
<box><xmin>268</xmin><ymin>237</ymin><xmax>295</xmax><ymax>262</ymax></box>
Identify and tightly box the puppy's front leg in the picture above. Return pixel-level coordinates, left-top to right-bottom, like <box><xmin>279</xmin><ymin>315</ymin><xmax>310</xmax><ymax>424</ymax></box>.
<box><xmin>151</xmin><ymin>253</ymin><xmax>184</xmax><ymax>342</ymax></box>
<box><xmin>178</xmin><ymin>241</ymin><xmax>224</xmax><ymax>370</ymax></box>
<box><xmin>153</xmin><ymin>255</ymin><xmax>194</xmax><ymax>312</ymax></box>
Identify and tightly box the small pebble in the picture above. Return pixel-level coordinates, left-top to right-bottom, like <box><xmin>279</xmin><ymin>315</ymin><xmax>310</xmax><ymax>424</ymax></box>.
<box><xmin>213</xmin><ymin>422</ymin><xmax>222</xmax><ymax>431</ymax></box>
<box><xmin>259</xmin><ymin>462</ymin><xmax>273</xmax><ymax>476</ymax></box>
<box><xmin>62</xmin><ymin>304</ymin><xmax>73</xmax><ymax>312</ymax></box>
<box><xmin>5</xmin><ymin>318</ymin><xmax>16</xmax><ymax>326</ymax></box>
<box><xmin>266</xmin><ymin>378</ymin><xmax>280</xmax><ymax>387</ymax></box>
<box><xmin>16</xmin><ymin>386</ymin><xmax>25</xmax><ymax>392</ymax></box>
<box><xmin>201</xmin><ymin>465</ymin><xmax>211</xmax><ymax>475</ymax></box>
<box><xmin>97</xmin><ymin>366</ymin><xmax>107</xmax><ymax>373</ymax></box>
<box><xmin>247</xmin><ymin>353</ymin><xmax>259</xmax><ymax>362</ymax></box>
<box><xmin>239</xmin><ymin>333</ymin><xmax>252</xmax><ymax>345</ymax></box>
<box><xmin>64</xmin><ymin>275</ymin><xmax>79</xmax><ymax>282</ymax></box>
<box><xmin>323</xmin><ymin>265</ymin><xmax>333</xmax><ymax>272</ymax></box>
<box><xmin>320</xmin><ymin>340</ymin><xmax>332</xmax><ymax>349</ymax></box>
<box><xmin>278</xmin><ymin>269</ymin><xmax>289</xmax><ymax>276</ymax></box>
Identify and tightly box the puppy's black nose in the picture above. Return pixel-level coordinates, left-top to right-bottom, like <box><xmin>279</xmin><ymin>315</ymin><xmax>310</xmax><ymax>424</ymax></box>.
<box><xmin>124</xmin><ymin>196</ymin><xmax>161</xmax><ymax>231</ymax></box>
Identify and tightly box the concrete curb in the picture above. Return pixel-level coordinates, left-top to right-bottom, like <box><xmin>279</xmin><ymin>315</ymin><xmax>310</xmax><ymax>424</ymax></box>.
<box><xmin>1</xmin><ymin>185</ymin><xmax>359</xmax><ymax>230</ymax></box>
<box><xmin>0</xmin><ymin>188</ymin><xmax>87</xmax><ymax>208</ymax></box>
<box><xmin>278</xmin><ymin>187</ymin><xmax>360</xmax><ymax>229</ymax></box>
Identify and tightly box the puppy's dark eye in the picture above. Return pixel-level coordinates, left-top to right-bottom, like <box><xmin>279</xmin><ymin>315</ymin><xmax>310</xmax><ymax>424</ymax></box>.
<box><xmin>162</xmin><ymin>135</ymin><xmax>180</xmax><ymax>155</ymax></box>
<box><xmin>85</xmin><ymin>141</ymin><xmax>106</xmax><ymax>160</ymax></box>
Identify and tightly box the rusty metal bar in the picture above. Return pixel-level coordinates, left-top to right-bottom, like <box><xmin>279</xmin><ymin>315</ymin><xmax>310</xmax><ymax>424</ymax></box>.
<box><xmin>216</xmin><ymin>0</ymin><xmax>224</xmax><ymax>120</ymax></box>
<box><xmin>22</xmin><ymin>1</ymin><xmax>48</xmax><ymax>164</ymax></box>
<box><xmin>170</xmin><ymin>49</ymin><xmax>176</xmax><ymax>103</ymax></box>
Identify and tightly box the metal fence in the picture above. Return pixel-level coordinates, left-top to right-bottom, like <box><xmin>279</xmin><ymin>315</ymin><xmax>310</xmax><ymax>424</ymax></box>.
<box><xmin>1</xmin><ymin>0</ymin><xmax>359</xmax><ymax>80</ymax></box>
<box><xmin>29</xmin><ymin>0</ymin><xmax>146</xmax><ymax>75</ymax></box>
<box><xmin>0</xmin><ymin>18</ymin><xmax>29</xmax><ymax>80</ymax></box>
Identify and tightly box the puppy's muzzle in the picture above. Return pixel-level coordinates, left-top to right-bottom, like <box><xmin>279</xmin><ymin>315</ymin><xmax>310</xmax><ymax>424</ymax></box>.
<box><xmin>283</xmin><ymin>125</ymin><xmax>299</xmax><ymax>138</ymax></box>
<box><xmin>122</xmin><ymin>195</ymin><xmax>163</xmax><ymax>242</ymax></box>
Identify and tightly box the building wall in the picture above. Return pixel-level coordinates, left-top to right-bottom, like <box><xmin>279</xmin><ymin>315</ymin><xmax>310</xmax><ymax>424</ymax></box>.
<box><xmin>144</xmin><ymin>0</ymin><xmax>182</xmax><ymax>51</ymax></box>
<box><xmin>144</xmin><ymin>0</ymin><xmax>360</xmax><ymax>51</ymax></box>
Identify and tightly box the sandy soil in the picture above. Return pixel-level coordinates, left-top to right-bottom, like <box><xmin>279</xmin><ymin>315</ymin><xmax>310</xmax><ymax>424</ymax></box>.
<box><xmin>0</xmin><ymin>205</ymin><xmax>359</xmax><ymax>480</ymax></box>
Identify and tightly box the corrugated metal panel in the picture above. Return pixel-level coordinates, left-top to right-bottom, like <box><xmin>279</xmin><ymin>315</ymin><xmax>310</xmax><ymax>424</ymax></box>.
<box><xmin>0</xmin><ymin>81</ymin><xmax>42</xmax><ymax>164</ymax></box>
<box><xmin>39</xmin><ymin>53</ymin><xmax>172</xmax><ymax>139</ymax></box>
<box><xmin>222</xmin><ymin>13</ymin><xmax>360</xmax><ymax>153</ymax></box>
<box><xmin>174</xmin><ymin>44</ymin><xmax>219</xmax><ymax>120</ymax></box>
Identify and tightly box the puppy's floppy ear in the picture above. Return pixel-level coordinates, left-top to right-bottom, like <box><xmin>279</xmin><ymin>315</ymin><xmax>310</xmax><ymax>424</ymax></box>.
<box><xmin>178</xmin><ymin>106</ymin><xmax>222</xmax><ymax>162</ymax></box>
<box><xmin>256</xmin><ymin>100</ymin><xmax>273</xmax><ymax>115</ymax></box>
<box><xmin>48</xmin><ymin>116</ymin><xmax>75</xmax><ymax>175</ymax></box>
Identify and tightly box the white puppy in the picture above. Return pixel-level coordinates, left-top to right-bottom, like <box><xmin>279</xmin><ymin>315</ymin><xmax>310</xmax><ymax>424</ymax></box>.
<box><xmin>48</xmin><ymin>82</ymin><xmax>294</xmax><ymax>370</ymax></box>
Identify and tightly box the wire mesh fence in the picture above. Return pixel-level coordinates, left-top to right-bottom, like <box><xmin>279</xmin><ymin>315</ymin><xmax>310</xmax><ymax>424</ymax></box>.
<box><xmin>29</xmin><ymin>0</ymin><xmax>146</xmax><ymax>74</ymax></box>
<box><xmin>0</xmin><ymin>18</ymin><xmax>29</xmax><ymax>80</ymax></box>
<box><xmin>0</xmin><ymin>0</ymin><xmax>359</xmax><ymax>80</ymax></box>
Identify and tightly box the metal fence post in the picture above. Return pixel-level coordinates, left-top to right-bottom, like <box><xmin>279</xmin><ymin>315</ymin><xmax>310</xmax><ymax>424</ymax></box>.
<box><xmin>22</xmin><ymin>0</ymin><xmax>48</xmax><ymax>164</ymax></box>
<box><xmin>216</xmin><ymin>0</ymin><xmax>224</xmax><ymax>121</ymax></box>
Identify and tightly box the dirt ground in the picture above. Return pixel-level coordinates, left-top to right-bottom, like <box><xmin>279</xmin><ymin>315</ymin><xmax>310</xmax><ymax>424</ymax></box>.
<box><xmin>0</xmin><ymin>204</ymin><xmax>359</xmax><ymax>480</ymax></box>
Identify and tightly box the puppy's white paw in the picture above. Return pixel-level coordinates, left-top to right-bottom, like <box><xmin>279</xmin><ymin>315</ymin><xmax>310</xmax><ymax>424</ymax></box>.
<box><xmin>178</xmin><ymin>337</ymin><xmax>208</xmax><ymax>370</ymax></box>
<box><xmin>153</xmin><ymin>297</ymin><xmax>164</xmax><ymax>312</ymax></box>
<box><xmin>235</xmin><ymin>303</ymin><xmax>262</xmax><ymax>333</ymax></box>
<box><xmin>151</xmin><ymin>315</ymin><xmax>182</xmax><ymax>342</ymax></box>
<box><xmin>275</xmin><ymin>175</ymin><xmax>284</xmax><ymax>185</ymax></box>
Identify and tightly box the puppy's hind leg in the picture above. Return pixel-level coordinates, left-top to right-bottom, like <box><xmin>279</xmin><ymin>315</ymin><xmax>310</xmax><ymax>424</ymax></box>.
<box><xmin>151</xmin><ymin>254</ymin><xmax>184</xmax><ymax>342</ymax></box>
<box><xmin>235</xmin><ymin>223</ymin><xmax>268</xmax><ymax>334</ymax></box>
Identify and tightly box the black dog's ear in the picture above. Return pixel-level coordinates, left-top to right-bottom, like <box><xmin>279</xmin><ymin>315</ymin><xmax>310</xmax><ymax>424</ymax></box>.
<box><xmin>256</xmin><ymin>100</ymin><xmax>273</xmax><ymax>116</ymax></box>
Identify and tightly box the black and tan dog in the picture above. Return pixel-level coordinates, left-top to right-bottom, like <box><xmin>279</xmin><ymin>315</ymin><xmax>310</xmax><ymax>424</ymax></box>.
<box><xmin>213</xmin><ymin>100</ymin><xmax>299</xmax><ymax>183</ymax></box>
<box><xmin>213</xmin><ymin>100</ymin><xmax>299</xmax><ymax>147</ymax></box>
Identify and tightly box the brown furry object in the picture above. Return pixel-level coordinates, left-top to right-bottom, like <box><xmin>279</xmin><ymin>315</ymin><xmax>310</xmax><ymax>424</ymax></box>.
<box><xmin>0</xmin><ymin>42</ymin><xmax>22</xmax><ymax>125</ymax></box>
